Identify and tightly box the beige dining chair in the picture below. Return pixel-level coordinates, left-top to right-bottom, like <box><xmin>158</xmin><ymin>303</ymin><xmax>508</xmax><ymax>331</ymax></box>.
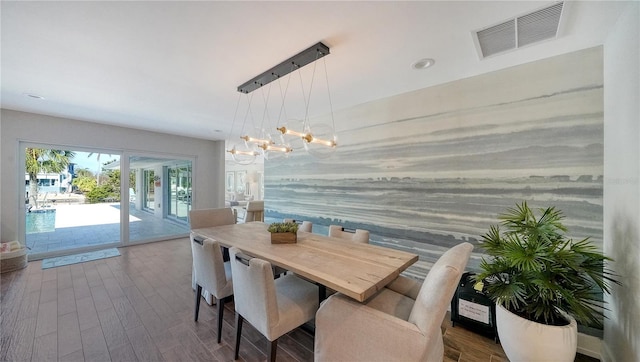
<box><xmin>229</xmin><ymin>247</ymin><xmax>319</xmax><ymax>362</ymax></box>
<box><xmin>189</xmin><ymin>208</ymin><xmax>236</xmax><ymax>304</ymax></box>
<box><xmin>189</xmin><ymin>207</ymin><xmax>236</xmax><ymax>229</ymax></box>
<box><xmin>314</xmin><ymin>242</ymin><xmax>474</xmax><ymax>362</ymax></box>
<box><xmin>241</xmin><ymin>200</ymin><xmax>264</xmax><ymax>223</ymax></box>
<box><xmin>190</xmin><ymin>234</ymin><xmax>234</xmax><ymax>343</ymax></box>
<box><xmin>328</xmin><ymin>225</ymin><xmax>370</xmax><ymax>243</ymax></box>
<box><xmin>283</xmin><ymin>218</ymin><xmax>313</xmax><ymax>233</ymax></box>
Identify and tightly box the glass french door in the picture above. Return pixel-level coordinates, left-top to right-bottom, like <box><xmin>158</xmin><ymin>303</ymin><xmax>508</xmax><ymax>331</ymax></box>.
<box><xmin>167</xmin><ymin>163</ymin><xmax>192</xmax><ymax>223</ymax></box>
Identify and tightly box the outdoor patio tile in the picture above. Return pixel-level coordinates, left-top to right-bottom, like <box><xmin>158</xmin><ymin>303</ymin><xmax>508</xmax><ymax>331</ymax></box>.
<box><xmin>27</xmin><ymin>203</ymin><xmax>189</xmax><ymax>258</ymax></box>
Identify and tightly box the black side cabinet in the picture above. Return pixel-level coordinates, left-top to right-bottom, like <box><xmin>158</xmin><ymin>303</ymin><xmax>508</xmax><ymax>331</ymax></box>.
<box><xmin>451</xmin><ymin>272</ymin><xmax>499</xmax><ymax>343</ymax></box>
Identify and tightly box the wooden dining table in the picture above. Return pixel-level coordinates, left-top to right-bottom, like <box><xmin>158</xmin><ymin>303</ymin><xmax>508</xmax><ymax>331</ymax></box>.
<box><xmin>191</xmin><ymin>222</ymin><xmax>419</xmax><ymax>302</ymax></box>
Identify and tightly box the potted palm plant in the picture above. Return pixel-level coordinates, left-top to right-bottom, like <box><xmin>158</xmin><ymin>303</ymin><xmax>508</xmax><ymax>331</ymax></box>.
<box><xmin>475</xmin><ymin>201</ymin><xmax>619</xmax><ymax>362</ymax></box>
<box><xmin>268</xmin><ymin>222</ymin><xmax>299</xmax><ymax>244</ymax></box>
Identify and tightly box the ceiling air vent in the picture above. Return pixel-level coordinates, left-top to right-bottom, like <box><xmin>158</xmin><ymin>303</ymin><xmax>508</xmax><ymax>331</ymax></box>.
<box><xmin>477</xmin><ymin>20</ymin><xmax>516</xmax><ymax>58</ymax></box>
<box><xmin>474</xmin><ymin>2</ymin><xmax>564</xmax><ymax>59</ymax></box>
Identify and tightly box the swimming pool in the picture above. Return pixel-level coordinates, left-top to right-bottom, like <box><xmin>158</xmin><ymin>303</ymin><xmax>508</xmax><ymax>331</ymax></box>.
<box><xmin>26</xmin><ymin>209</ymin><xmax>56</xmax><ymax>233</ymax></box>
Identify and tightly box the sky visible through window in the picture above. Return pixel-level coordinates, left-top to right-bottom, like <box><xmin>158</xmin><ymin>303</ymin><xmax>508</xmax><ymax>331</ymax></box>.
<box><xmin>72</xmin><ymin>151</ymin><xmax>119</xmax><ymax>173</ymax></box>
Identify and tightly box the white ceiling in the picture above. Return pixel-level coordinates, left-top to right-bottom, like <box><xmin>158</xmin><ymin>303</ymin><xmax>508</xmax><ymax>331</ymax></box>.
<box><xmin>0</xmin><ymin>1</ymin><xmax>629</xmax><ymax>141</ymax></box>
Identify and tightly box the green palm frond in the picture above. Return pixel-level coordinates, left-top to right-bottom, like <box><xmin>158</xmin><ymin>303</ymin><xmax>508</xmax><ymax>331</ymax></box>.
<box><xmin>478</xmin><ymin>201</ymin><xmax>620</xmax><ymax>326</ymax></box>
<box><xmin>25</xmin><ymin>148</ymin><xmax>76</xmax><ymax>203</ymax></box>
<box><xmin>501</xmin><ymin>234</ymin><xmax>547</xmax><ymax>272</ymax></box>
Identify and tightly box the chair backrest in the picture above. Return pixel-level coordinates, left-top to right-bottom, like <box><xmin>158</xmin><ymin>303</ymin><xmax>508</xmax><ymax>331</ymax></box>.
<box><xmin>328</xmin><ymin>225</ymin><xmax>369</xmax><ymax>243</ymax></box>
<box><xmin>408</xmin><ymin>242</ymin><xmax>473</xmax><ymax>335</ymax></box>
<box><xmin>189</xmin><ymin>208</ymin><xmax>236</xmax><ymax>229</ymax></box>
<box><xmin>242</xmin><ymin>201</ymin><xmax>264</xmax><ymax>222</ymax></box>
<box><xmin>229</xmin><ymin>247</ymin><xmax>278</xmax><ymax>336</ymax></box>
<box><xmin>283</xmin><ymin>219</ymin><xmax>313</xmax><ymax>233</ymax></box>
<box><xmin>190</xmin><ymin>233</ymin><xmax>230</xmax><ymax>296</ymax></box>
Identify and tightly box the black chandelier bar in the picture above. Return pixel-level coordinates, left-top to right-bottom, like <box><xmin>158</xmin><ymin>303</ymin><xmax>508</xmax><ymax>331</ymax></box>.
<box><xmin>237</xmin><ymin>42</ymin><xmax>330</xmax><ymax>94</ymax></box>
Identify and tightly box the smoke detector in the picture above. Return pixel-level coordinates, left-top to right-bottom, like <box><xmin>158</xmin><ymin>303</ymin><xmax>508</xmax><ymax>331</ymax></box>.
<box><xmin>473</xmin><ymin>2</ymin><xmax>565</xmax><ymax>59</ymax></box>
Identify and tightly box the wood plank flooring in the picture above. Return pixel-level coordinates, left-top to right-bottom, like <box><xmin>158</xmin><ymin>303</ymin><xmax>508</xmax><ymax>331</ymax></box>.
<box><xmin>0</xmin><ymin>238</ymin><xmax>595</xmax><ymax>361</ymax></box>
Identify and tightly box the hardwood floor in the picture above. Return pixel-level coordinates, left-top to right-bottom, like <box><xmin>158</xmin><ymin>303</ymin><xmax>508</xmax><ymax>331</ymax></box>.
<box><xmin>0</xmin><ymin>238</ymin><xmax>595</xmax><ymax>361</ymax></box>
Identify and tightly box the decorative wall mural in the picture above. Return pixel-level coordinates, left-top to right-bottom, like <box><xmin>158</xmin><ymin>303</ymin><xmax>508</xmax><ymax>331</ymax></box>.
<box><xmin>265</xmin><ymin>47</ymin><xmax>604</xmax><ymax>280</ymax></box>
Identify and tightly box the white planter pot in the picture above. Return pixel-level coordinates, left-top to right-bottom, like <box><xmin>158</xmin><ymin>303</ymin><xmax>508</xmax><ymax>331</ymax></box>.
<box><xmin>496</xmin><ymin>303</ymin><xmax>577</xmax><ymax>362</ymax></box>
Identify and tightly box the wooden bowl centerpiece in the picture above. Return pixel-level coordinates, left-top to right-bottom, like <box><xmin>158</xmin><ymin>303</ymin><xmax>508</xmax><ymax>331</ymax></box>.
<box><xmin>268</xmin><ymin>222</ymin><xmax>298</xmax><ymax>244</ymax></box>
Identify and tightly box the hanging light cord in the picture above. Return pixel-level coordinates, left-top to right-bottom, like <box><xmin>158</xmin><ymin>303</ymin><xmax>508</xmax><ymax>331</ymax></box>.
<box><xmin>277</xmin><ymin>64</ymin><xmax>296</xmax><ymax>124</ymax></box>
<box><xmin>296</xmin><ymin>65</ymin><xmax>308</xmax><ymax>126</ymax></box>
<box><xmin>302</xmin><ymin>51</ymin><xmax>321</xmax><ymax>129</ymax></box>
<box><xmin>259</xmin><ymin>82</ymin><xmax>273</xmax><ymax>131</ymax></box>
<box><xmin>226</xmin><ymin>93</ymin><xmax>243</xmax><ymax>143</ymax></box>
<box><xmin>240</xmin><ymin>92</ymin><xmax>255</xmax><ymax>137</ymax></box>
<box><xmin>322</xmin><ymin>56</ymin><xmax>336</xmax><ymax>134</ymax></box>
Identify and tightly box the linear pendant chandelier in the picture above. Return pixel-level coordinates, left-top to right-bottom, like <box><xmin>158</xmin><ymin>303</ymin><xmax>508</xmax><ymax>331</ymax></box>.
<box><xmin>227</xmin><ymin>42</ymin><xmax>337</xmax><ymax>163</ymax></box>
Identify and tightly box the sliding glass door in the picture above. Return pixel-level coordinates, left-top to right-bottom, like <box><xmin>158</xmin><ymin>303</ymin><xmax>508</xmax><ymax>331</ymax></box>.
<box><xmin>167</xmin><ymin>163</ymin><xmax>191</xmax><ymax>223</ymax></box>
<box><xmin>23</xmin><ymin>144</ymin><xmax>121</xmax><ymax>259</ymax></box>
<box><xmin>128</xmin><ymin>156</ymin><xmax>192</xmax><ymax>242</ymax></box>
<box><xmin>143</xmin><ymin>169</ymin><xmax>155</xmax><ymax>211</ymax></box>
<box><xmin>21</xmin><ymin>143</ymin><xmax>194</xmax><ymax>260</ymax></box>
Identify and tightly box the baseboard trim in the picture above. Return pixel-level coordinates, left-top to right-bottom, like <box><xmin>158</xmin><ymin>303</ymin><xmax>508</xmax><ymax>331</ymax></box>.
<box><xmin>578</xmin><ymin>332</ymin><xmax>603</xmax><ymax>360</ymax></box>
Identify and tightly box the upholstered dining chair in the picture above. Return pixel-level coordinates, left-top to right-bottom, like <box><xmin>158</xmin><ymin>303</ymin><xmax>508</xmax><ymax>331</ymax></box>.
<box><xmin>314</xmin><ymin>242</ymin><xmax>474</xmax><ymax>362</ymax></box>
<box><xmin>229</xmin><ymin>247</ymin><xmax>319</xmax><ymax>362</ymax></box>
<box><xmin>189</xmin><ymin>208</ymin><xmax>236</xmax><ymax>304</ymax></box>
<box><xmin>241</xmin><ymin>200</ymin><xmax>264</xmax><ymax>223</ymax></box>
<box><xmin>328</xmin><ymin>225</ymin><xmax>370</xmax><ymax>243</ymax></box>
<box><xmin>189</xmin><ymin>207</ymin><xmax>236</xmax><ymax>229</ymax></box>
<box><xmin>190</xmin><ymin>234</ymin><xmax>234</xmax><ymax>343</ymax></box>
<box><xmin>283</xmin><ymin>218</ymin><xmax>313</xmax><ymax>233</ymax></box>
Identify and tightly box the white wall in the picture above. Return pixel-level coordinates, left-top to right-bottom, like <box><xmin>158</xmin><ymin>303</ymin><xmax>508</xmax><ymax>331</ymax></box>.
<box><xmin>0</xmin><ymin>109</ymin><xmax>226</xmax><ymax>242</ymax></box>
<box><xmin>603</xmin><ymin>3</ymin><xmax>640</xmax><ymax>361</ymax></box>
<box><xmin>225</xmin><ymin>158</ymin><xmax>264</xmax><ymax>200</ymax></box>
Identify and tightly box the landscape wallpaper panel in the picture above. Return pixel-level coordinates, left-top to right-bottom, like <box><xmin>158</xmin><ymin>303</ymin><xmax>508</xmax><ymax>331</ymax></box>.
<box><xmin>264</xmin><ymin>47</ymin><xmax>604</xmax><ymax>280</ymax></box>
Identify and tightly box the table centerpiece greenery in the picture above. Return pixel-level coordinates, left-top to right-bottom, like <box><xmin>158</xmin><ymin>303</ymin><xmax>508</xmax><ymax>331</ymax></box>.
<box><xmin>268</xmin><ymin>222</ymin><xmax>299</xmax><ymax>244</ymax></box>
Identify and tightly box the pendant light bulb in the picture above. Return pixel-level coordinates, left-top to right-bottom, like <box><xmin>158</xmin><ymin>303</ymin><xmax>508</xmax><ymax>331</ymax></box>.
<box><xmin>241</xmin><ymin>135</ymin><xmax>274</xmax><ymax>146</ymax></box>
<box><xmin>227</xmin><ymin>144</ymin><xmax>258</xmax><ymax>165</ymax></box>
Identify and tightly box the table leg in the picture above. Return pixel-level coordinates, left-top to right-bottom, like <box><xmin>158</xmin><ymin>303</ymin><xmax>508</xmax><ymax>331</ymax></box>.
<box><xmin>222</xmin><ymin>246</ymin><xmax>230</xmax><ymax>262</ymax></box>
<box><xmin>318</xmin><ymin>284</ymin><xmax>327</xmax><ymax>305</ymax></box>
